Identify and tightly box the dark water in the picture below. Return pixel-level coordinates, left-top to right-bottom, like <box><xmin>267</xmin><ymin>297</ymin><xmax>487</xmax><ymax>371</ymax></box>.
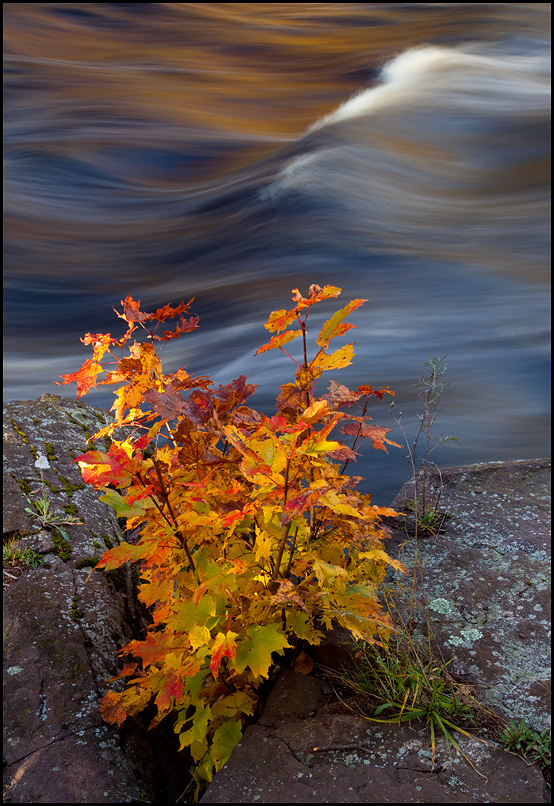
<box><xmin>3</xmin><ymin>4</ymin><xmax>551</xmax><ymax>503</ymax></box>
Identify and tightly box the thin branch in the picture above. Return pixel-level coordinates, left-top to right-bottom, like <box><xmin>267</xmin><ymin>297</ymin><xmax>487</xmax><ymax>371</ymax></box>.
<box><xmin>152</xmin><ymin>457</ymin><xmax>196</xmax><ymax>574</ymax></box>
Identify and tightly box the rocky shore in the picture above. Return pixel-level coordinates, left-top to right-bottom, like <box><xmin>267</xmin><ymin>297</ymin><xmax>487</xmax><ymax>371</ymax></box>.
<box><xmin>3</xmin><ymin>395</ymin><xmax>551</xmax><ymax>803</ymax></box>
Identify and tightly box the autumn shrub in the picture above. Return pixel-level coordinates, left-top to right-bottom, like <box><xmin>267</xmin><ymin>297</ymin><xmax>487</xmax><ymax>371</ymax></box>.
<box><xmin>59</xmin><ymin>284</ymin><xmax>406</xmax><ymax>792</ymax></box>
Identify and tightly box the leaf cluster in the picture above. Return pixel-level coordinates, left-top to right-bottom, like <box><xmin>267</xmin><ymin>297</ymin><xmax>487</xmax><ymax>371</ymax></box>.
<box><xmin>500</xmin><ymin>719</ymin><xmax>551</xmax><ymax>775</ymax></box>
<box><xmin>58</xmin><ymin>284</ymin><xmax>405</xmax><ymax>792</ymax></box>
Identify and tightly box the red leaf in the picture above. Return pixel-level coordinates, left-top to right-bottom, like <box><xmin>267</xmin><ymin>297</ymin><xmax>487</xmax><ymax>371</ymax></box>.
<box><xmin>281</xmin><ymin>488</ymin><xmax>323</xmax><ymax>524</ymax></box>
<box><xmin>148</xmin><ymin>299</ymin><xmax>195</xmax><ymax>323</ymax></box>
<box><xmin>143</xmin><ymin>382</ymin><xmax>187</xmax><ymax>420</ymax></box>
<box><xmin>114</xmin><ymin>295</ymin><xmax>152</xmax><ymax>324</ymax></box>
<box><xmin>328</xmin><ymin>444</ymin><xmax>359</xmax><ymax>462</ymax></box>
<box><xmin>223</xmin><ymin>510</ymin><xmax>247</xmax><ymax>529</ymax></box>
<box><xmin>210</xmin><ymin>632</ymin><xmax>238</xmax><ymax>678</ymax></box>
<box><xmin>183</xmin><ymin>389</ymin><xmax>213</xmax><ymax>425</ymax></box>
<box><xmin>153</xmin><ymin>315</ymin><xmax>200</xmax><ymax>341</ymax></box>
<box><xmin>341</xmin><ymin>422</ymin><xmax>402</xmax><ymax>453</ymax></box>
<box><xmin>215</xmin><ymin>375</ymin><xmax>258</xmax><ymax>408</ymax></box>
<box><xmin>125</xmin><ymin>484</ymin><xmax>155</xmax><ymax>506</ymax></box>
<box><xmin>322</xmin><ymin>381</ymin><xmax>362</xmax><ymax>409</ymax></box>
<box><xmin>356</xmin><ymin>385</ymin><xmax>395</xmax><ymax>400</ymax></box>
<box><xmin>155</xmin><ymin>671</ymin><xmax>184</xmax><ymax>711</ymax></box>
<box><xmin>74</xmin><ymin>441</ymin><xmax>137</xmax><ymax>486</ymax></box>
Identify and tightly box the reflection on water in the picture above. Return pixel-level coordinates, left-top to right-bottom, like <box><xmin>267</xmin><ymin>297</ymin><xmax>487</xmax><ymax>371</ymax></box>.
<box><xmin>3</xmin><ymin>4</ymin><xmax>551</xmax><ymax>502</ymax></box>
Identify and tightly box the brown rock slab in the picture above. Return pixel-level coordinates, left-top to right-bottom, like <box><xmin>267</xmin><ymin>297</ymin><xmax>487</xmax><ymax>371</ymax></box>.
<box><xmin>201</xmin><ymin>670</ymin><xmax>548</xmax><ymax>803</ymax></box>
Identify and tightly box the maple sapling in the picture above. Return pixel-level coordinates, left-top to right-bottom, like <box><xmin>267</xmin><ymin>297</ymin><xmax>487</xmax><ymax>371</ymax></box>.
<box><xmin>58</xmin><ymin>285</ymin><xmax>406</xmax><ymax>794</ymax></box>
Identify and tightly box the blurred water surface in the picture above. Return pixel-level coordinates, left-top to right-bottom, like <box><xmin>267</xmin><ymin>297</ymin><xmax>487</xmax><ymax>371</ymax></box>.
<box><xmin>4</xmin><ymin>3</ymin><xmax>550</xmax><ymax>502</ymax></box>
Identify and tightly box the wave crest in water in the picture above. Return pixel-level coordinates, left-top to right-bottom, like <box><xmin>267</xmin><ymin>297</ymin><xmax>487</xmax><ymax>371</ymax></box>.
<box><xmin>310</xmin><ymin>43</ymin><xmax>550</xmax><ymax>128</ymax></box>
<box><xmin>266</xmin><ymin>42</ymin><xmax>550</xmax><ymax>277</ymax></box>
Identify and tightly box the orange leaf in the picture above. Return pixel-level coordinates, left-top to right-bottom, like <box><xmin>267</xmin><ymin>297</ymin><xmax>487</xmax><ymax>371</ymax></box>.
<box><xmin>57</xmin><ymin>358</ymin><xmax>102</xmax><ymax>398</ymax></box>
<box><xmin>210</xmin><ymin>632</ymin><xmax>238</xmax><ymax>678</ymax></box>
<box><xmin>95</xmin><ymin>541</ymin><xmax>151</xmax><ymax>571</ymax></box>
<box><xmin>291</xmin><ymin>285</ymin><xmax>342</xmax><ymax>310</ymax></box>
<box><xmin>98</xmin><ymin>690</ymin><xmax>130</xmax><ymax>728</ymax></box>
<box><xmin>254</xmin><ymin>330</ymin><xmax>301</xmax><ymax>356</ymax></box>
<box><xmin>316</xmin><ymin>299</ymin><xmax>367</xmax><ymax>349</ymax></box>
<box><xmin>100</xmin><ymin>684</ymin><xmax>153</xmax><ymax>726</ymax></box>
<box><xmin>356</xmin><ymin>385</ymin><xmax>395</xmax><ymax>400</ymax></box>
<box><xmin>264</xmin><ymin>308</ymin><xmax>300</xmax><ymax>334</ymax></box>
<box><xmin>105</xmin><ymin>662</ymin><xmax>139</xmax><ymax>684</ymax></box>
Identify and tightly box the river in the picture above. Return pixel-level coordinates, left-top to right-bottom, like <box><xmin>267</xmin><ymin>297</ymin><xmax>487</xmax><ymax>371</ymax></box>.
<box><xmin>3</xmin><ymin>3</ymin><xmax>550</xmax><ymax>503</ymax></box>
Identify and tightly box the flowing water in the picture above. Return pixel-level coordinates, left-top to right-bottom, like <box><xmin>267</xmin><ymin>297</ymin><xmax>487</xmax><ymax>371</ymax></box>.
<box><xmin>3</xmin><ymin>4</ymin><xmax>550</xmax><ymax>503</ymax></box>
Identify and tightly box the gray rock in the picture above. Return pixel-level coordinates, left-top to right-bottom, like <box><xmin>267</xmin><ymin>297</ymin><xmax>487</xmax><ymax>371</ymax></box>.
<box><xmin>385</xmin><ymin>458</ymin><xmax>551</xmax><ymax>731</ymax></box>
<box><xmin>3</xmin><ymin>395</ymin><xmax>188</xmax><ymax>803</ymax></box>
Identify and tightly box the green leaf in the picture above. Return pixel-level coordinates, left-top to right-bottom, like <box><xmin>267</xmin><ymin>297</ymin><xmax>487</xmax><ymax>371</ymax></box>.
<box><xmin>233</xmin><ymin>623</ymin><xmax>290</xmax><ymax>678</ymax></box>
<box><xmin>212</xmin><ymin>691</ymin><xmax>255</xmax><ymax>718</ymax></box>
<box><xmin>178</xmin><ymin>703</ymin><xmax>213</xmax><ymax>759</ymax></box>
<box><xmin>99</xmin><ymin>487</ymin><xmax>149</xmax><ymax>518</ymax></box>
<box><xmin>211</xmin><ymin>718</ymin><xmax>244</xmax><ymax>771</ymax></box>
<box><xmin>375</xmin><ymin>702</ymin><xmax>396</xmax><ymax>715</ymax></box>
<box><xmin>173</xmin><ymin>596</ymin><xmax>218</xmax><ymax>633</ymax></box>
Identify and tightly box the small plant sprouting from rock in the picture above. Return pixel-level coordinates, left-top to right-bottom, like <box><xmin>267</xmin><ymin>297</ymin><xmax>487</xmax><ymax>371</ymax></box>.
<box><xmin>325</xmin><ymin>625</ymin><xmax>482</xmax><ymax>771</ymax></box>
<box><xmin>390</xmin><ymin>355</ymin><xmax>460</xmax><ymax>536</ymax></box>
<box><xmin>3</xmin><ymin>537</ymin><xmax>44</xmax><ymax>570</ymax></box>
<box><xmin>500</xmin><ymin>718</ymin><xmax>551</xmax><ymax>778</ymax></box>
<box><xmin>24</xmin><ymin>480</ymin><xmax>83</xmax><ymax>530</ymax></box>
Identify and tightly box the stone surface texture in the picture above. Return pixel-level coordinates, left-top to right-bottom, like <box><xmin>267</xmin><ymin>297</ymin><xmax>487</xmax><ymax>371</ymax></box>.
<box><xmin>3</xmin><ymin>395</ymin><xmax>188</xmax><ymax>804</ymax></box>
<box><xmin>201</xmin><ymin>670</ymin><xmax>548</xmax><ymax>803</ymax></box>
<box><xmin>385</xmin><ymin>458</ymin><xmax>551</xmax><ymax>731</ymax></box>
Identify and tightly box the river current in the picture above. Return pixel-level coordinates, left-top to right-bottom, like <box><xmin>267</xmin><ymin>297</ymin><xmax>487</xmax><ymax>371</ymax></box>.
<box><xmin>3</xmin><ymin>4</ymin><xmax>550</xmax><ymax>502</ymax></box>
